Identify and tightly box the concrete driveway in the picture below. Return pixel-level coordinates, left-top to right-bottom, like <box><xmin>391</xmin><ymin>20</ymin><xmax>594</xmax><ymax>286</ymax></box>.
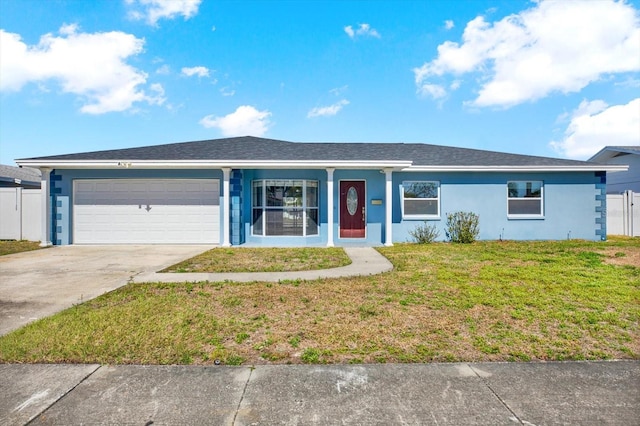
<box><xmin>0</xmin><ymin>245</ymin><xmax>213</xmax><ymax>336</ymax></box>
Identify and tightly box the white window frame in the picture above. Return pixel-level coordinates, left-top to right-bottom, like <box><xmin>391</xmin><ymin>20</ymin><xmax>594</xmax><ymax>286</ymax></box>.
<box><xmin>400</xmin><ymin>181</ymin><xmax>440</xmax><ymax>220</ymax></box>
<box><xmin>507</xmin><ymin>180</ymin><xmax>544</xmax><ymax>219</ymax></box>
<box><xmin>252</xmin><ymin>179</ymin><xmax>319</xmax><ymax>237</ymax></box>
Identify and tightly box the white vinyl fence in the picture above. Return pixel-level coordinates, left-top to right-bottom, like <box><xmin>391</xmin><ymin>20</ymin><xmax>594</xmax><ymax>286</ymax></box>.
<box><xmin>607</xmin><ymin>191</ymin><xmax>639</xmax><ymax>237</ymax></box>
<box><xmin>0</xmin><ymin>188</ymin><xmax>41</xmax><ymax>241</ymax></box>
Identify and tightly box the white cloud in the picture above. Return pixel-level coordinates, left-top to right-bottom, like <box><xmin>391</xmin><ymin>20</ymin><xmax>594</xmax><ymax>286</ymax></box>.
<box><xmin>156</xmin><ymin>64</ymin><xmax>171</xmax><ymax>74</ymax></box>
<box><xmin>550</xmin><ymin>98</ymin><xmax>640</xmax><ymax>159</ymax></box>
<box><xmin>147</xmin><ymin>83</ymin><xmax>166</xmax><ymax>106</ymax></box>
<box><xmin>200</xmin><ymin>105</ymin><xmax>271</xmax><ymax>136</ymax></box>
<box><xmin>0</xmin><ymin>25</ymin><xmax>162</xmax><ymax>114</ymax></box>
<box><xmin>329</xmin><ymin>85</ymin><xmax>348</xmax><ymax>96</ymax></box>
<box><xmin>344</xmin><ymin>23</ymin><xmax>380</xmax><ymax>39</ymax></box>
<box><xmin>126</xmin><ymin>0</ymin><xmax>202</xmax><ymax>26</ymax></box>
<box><xmin>219</xmin><ymin>87</ymin><xmax>235</xmax><ymax>97</ymax></box>
<box><xmin>307</xmin><ymin>99</ymin><xmax>350</xmax><ymax>118</ymax></box>
<box><xmin>444</xmin><ymin>20</ymin><xmax>454</xmax><ymax>30</ymax></box>
<box><xmin>181</xmin><ymin>66</ymin><xmax>210</xmax><ymax>78</ymax></box>
<box><xmin>414</xmin><ymin>0</ymin><xmax>640</xmax><ymax>108</ymax></box>
<box><xmin>417</xmin><ymin>83</ymin><xmax>446</xmax><ymax>100</ymax></box>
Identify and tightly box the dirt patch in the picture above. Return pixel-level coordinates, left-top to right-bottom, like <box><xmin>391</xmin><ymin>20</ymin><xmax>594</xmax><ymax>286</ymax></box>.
<box><xmin>600</xmin><ymin>246</ymin><xmax>640</xmax><ymax>267</ymax></box>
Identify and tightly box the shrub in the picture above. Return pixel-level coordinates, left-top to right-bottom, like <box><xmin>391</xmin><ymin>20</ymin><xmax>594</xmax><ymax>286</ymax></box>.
<box><xmin>445</xmin><ymin>211</ymin><xmax>479</xmax><ymax>243</ymax></box>
<box><xmin>409</xmin><ymin>221</ymin><xmax>440</xmax><ymax>244</ymax></box>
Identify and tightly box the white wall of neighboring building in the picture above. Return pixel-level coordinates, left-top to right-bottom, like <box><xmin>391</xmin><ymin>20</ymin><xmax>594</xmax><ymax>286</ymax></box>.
<box><xmin>0</xmin><ymin>188</ymin><xmax>42</xmax><ymax>241</ymax></box>
<box><xmin>607</xmin><ymin>191</ymin><xmax>639</xmax><ymax>237</ymax></box>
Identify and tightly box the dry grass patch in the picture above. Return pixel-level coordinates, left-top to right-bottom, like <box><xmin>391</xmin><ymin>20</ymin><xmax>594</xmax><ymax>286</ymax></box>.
<box><xmin>0</xmin><ymin>240</ymin><xmax>44</xmax><ymax>256</ymax></box>
<box><xmin>161</xmin><ymin>247</ymin><xmax>351</xmax><ymax>273</ymax></box>
<box><xmin>1</xmin><ymin>239</ymin><xmax>638</xmax><ymax>365</ymax></box>
<box><xmin>600</xmin><ymin>244</ymin><xmax>640</xmax><ymax>267</ymax></box>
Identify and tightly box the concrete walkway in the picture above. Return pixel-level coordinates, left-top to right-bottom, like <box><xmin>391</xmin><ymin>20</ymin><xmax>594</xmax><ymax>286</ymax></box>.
<box><xmin>1</xmin><ymin>361</ymin><xmax>638</xmax><ymax>425</ymax></box>
<box><xmin>133</xmin><ymin>246</ymin><xmax>393</xmax><ymax>283</ymax></box>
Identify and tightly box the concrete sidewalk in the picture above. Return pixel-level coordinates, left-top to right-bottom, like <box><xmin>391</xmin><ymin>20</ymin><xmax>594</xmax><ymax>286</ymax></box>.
<box><xmin>1</xmin><ymin>361</ymin><xmax>638</xmax><ymax>425</ymax></box>
<box><xmin>133</xmin><ymin>246</ymin><xmax>394</xmax><ymax>283</ymax></box>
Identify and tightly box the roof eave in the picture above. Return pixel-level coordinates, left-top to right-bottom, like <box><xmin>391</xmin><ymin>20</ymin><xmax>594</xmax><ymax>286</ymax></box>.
<box><xmin>589</xmin><ymin>146</ymin><xmax>640</xmax><ymax>162</ymax></box>
<box><xmin>15</xmin><ymin>160</ymin><xmax>627</xmax><ymax>173</ymax></box>
<box><xmin>14</xmin><ymin>159</ymin><xmax>412</xmax><ymax>170</ymax></box>
<box><xmin>403</xmin><ymin>165</ymin><xmax>629</xmax><ymax>172</ymax></box>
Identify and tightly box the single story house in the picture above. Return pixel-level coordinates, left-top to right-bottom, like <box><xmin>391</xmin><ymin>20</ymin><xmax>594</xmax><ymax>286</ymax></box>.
<box><xmin>15</xmin><ymin>136</ymin><xmax>627</xmax><ymax>247</ymax></box>
<box><xmin>0</xmin><ymin>164</ymin><xmax>41</xmax><ymax>189</ymax></box>
<box><xmin>588</xmin><ymin>146</ymin><xmax>640</xmax><ymax>194</ymax></box>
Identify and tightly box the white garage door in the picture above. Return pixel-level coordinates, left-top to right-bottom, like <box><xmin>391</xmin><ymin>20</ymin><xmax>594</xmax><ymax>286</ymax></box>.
<box><xmin>73</xmin><ymin>179</ymin><xmax>220</xmax><ymax>244</ymax></box>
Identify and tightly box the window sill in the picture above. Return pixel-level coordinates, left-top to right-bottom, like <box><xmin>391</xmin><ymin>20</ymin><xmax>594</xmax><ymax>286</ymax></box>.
<box><xmin>507</xmin><ymin>215</ymin><xmax>545</xmax><ymax>220</ymax></box>
<box><xmin>402</xmin><ymin>216</ymin><xmax>441</xmax><ymax>221</ymax></box>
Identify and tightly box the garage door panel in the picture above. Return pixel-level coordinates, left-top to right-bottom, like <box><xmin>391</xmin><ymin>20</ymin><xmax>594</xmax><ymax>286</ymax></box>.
<box><xmin>73</xmin><ymin>179</ymin><xmax>220</xmax><ymax>244</ymax></box>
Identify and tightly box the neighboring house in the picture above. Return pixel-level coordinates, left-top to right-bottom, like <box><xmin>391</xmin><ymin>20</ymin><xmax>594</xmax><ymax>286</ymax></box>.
<box><xmin>15</xmin><ymin>136</ymin><xmax>627</xmax><ymax>246</ymax></box>
<box><xmin>588</xmin><ymin>146</ymin><xmax>640</xmax><ymax>193</ymax></box>
<box><xmin>0</xmin><ymin>164</ymin><xmax>41</xmax><ymax>189</ymax></box>
<box><xmin>589</xmin><ymin>146</ymin><xmax>640</xmax><ymax>237</ymax></box>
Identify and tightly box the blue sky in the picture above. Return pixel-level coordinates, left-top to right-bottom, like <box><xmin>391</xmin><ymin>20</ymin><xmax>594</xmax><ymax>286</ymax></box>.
<box><xmin>1</xmin><ymin>0</ymin><xmax>638</xmax><ymax>165</ymax></box>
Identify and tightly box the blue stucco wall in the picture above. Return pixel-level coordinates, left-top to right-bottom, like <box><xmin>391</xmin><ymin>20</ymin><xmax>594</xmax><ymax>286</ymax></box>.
<box><xmin>51</xmin><ymin>169</ymin><xmax>224</xmax><ymax>245</ymax></box>
<box><xmin>393</xmin><ymin>171</ymin><xmax>601</xmax><ymax>242</ymax></box>
<box><xmin>241</xmin><ymin>169</ymin><xmax>601</xmax><ymax>246</ymax></box>
<box><xmin>49</xmin><ymin>167</ymin><xmax>602</xmax><ymax>245</ymax></box>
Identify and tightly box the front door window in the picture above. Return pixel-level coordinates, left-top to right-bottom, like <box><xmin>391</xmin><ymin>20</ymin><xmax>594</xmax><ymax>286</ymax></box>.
<box><xmin>346</xmin><ymin>186</ymin><xmax>358</xmax><ymax>216</ymax></box>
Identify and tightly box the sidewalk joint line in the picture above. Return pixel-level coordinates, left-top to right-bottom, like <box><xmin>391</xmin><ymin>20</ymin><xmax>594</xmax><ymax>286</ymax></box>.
<box><xmin>25</xmin><ymin>364</ymin><xmax>101</xmax><ymax>426</ymax></box>
<box><xmin>468</xmin><ymin>364</ymin><xmax>524</xmax><ymax>425</ymax></box>
<box><xmin>232</xmin><ymin>366</ymin><xmax>254</xmax><ymax>425</ymax></box>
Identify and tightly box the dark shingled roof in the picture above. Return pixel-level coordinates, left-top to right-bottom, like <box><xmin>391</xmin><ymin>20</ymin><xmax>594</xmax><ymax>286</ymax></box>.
<box><xmin>0</xmin><ymin>164</ymin><xmax>41</xmax><ymax>187</ymax></box>
<box><xmin>19</xmin><ymin>136</ymin><xmax>594</xmax><ymax>167</ymax></box>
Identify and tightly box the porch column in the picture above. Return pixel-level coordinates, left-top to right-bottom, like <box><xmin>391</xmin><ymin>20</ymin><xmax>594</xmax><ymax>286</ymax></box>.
<box><xmin>384</xmin><ymin>168</ymin><xmax>393</xmax><ymax>246</ymax></box>
<box><xmin>222</xmin><ymin>168</ymin><xmax>231</xmax><ymax>247</ymax></box>
<box><xmin>39</xmin><ymin>168</ymin><xmax>52</xmax><ymax>247</ymax></box>
<box><xmin>326</xmin><ymin>168</ymin><xmax>335</xmax><ymax>247</ymax></box>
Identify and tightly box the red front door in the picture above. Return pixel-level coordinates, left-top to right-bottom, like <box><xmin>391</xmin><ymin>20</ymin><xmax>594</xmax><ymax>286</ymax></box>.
<box><xmin>340</xmin><ymin>181</ymin><xmax>366</xmax><ymax>238</ymax></box>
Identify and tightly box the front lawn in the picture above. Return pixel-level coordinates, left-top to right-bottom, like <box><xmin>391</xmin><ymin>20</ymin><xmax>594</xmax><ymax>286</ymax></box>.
<box><xmin>0</xmin><ymin>239</ymin><xmax>638</xmax><ymax>365</ymax></box>
<box><xmin>0</xmin><ymin>240</ymin><xmax>44</xmax><ymax>256</ymax></box>
<box><xmin>161</xmin><ymin>247</ymin><xmax>351</xmax><ymax>273</ymax></box>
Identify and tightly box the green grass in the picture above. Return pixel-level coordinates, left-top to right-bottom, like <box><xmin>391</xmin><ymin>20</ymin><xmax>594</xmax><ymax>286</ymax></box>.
<box><xmin>0</xmin><ymin>240</ymin><xmax>44</xmax><ymax>256</ymax></box>
<box><xmin>161</xmin><ymin>247</ymin><xmax>351</xmax><ymax>273</ymax></box>
<box><xmin>0</xmin><ymin>239</ymin><xmax>638</xmax><ymax>365</ymax></box>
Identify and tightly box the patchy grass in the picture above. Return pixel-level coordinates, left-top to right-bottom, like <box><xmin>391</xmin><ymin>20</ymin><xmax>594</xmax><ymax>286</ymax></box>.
<box><xmin>0</xmin><ymin>239</ymin><xmax>638</xmax><ymax>365</ymax></box>
<box><xmin>0</xmin><ymin>240</ymin><xmax>44</xmax><ymax>256</ymax></box>
<box><xmin>161</xmin><ymin>247</ymin><xmax>351</xmax><ymax>273</ymax></box>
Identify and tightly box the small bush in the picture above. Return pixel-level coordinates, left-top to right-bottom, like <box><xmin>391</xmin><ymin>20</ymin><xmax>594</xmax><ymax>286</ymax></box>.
<box><xmin>409</xmin><ymin>221</ymin><xmax>440</xmax><ymax>244</ymax></box>
<box><xmin>445</xmin><ymin>211</ymin><xmax>479</xmax><ymax>243</ymax></box>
